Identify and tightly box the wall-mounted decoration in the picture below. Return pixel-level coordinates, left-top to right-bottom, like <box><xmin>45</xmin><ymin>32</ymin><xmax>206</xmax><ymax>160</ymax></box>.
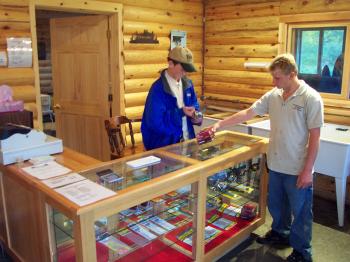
<box><xmin>130</xmin><ymin>30</ymin><xmax>159</xmax><ymax>44</ymax></box>
<box><xmin>171</xmin><ymin>30</ymin><xmax>187</xmax><ymax>49</ymax></box>
<box><xmin>6</xmin><ymin>37</ymin><xmax>32</xmax><ymax>68</ymax></box>
<box><xmin>0</xmin><ymin>51</ymin><xmax>7</xmax><ymax>67</ymax></box>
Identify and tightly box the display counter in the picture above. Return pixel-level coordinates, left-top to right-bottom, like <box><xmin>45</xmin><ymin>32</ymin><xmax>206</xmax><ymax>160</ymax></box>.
<box><xmin>0</xmin><ymin>131</ymin><xmax>268</xmax><ymax>262</ymax></box>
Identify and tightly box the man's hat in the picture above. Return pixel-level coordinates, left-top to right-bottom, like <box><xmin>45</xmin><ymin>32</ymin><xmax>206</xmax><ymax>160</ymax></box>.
<box><xmin>168</xmin><ymin>46</ymin><xmax>197</xmax><ymax>72</ymax></box>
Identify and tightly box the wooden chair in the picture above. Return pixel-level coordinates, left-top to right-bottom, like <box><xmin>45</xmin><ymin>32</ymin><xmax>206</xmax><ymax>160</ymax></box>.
<box><xmin>104</xmin><ymin>116</ymin><xmax>144</xmax><ymax>159</ymax></box>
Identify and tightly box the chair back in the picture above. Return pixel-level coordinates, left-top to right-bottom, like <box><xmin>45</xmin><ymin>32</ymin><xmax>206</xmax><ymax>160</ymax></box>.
<box><xmin>104</xmin><ymin>116</ymin><xmax>141</xmax><ymax>159</ymax></box>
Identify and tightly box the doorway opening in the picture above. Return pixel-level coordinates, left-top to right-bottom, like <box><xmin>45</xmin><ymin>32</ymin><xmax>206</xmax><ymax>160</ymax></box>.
<box><xmin>36</xmin><ymin>10</ymin><xmax>91</xmax><ymax>137</ymax></box>
<box><xmin>31</xmin><ymin>1</ymin><xmax>123</xmax><ymax>161</ymax></box>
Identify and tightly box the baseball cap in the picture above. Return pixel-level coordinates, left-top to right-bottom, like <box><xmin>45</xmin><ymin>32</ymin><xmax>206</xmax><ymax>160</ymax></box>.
<box><xmin>168</xmin><ymin>46</ymin><xmax>197</xmax><ymax>72</ymax></box>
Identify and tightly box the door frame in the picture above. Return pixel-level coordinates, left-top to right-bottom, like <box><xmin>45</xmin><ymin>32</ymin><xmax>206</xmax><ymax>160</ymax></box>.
<box><xmin>29</xmin><ymin>0</ymin><xmax>124</xmax><ymax>130</ymax></box>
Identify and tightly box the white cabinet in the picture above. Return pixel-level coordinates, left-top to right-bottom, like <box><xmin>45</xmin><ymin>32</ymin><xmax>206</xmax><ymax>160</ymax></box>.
<box><xmin>249</xmin><ymin>120</ymin><xmax>350</xmax><ymax>226</ymax></box>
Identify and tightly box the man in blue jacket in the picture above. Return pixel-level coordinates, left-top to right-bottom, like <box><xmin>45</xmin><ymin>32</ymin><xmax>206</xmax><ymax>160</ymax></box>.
<box><xmin>141</xmin><ymin>46</ymin><xmax>200</xmax><ymax>150</ymax></box>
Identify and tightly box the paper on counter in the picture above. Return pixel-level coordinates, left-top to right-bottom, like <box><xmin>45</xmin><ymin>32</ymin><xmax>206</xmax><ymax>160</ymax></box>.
<box><xmin>22</xmin><ymin>161</ymin><xmax>72</xmax><ymax>180</ymax></box>
<box><xmin>42</xmin><ymin>172</ymin><xmax>86</xmax><ymax>189</ymax></box>
<box><xmin>55</xmin><ymin>179</ymin><xmax>116</xmax><ymax>206</ymax></box>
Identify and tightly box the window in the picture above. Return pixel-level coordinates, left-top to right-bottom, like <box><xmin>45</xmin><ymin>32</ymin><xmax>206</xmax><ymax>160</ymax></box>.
<box><xmin>287</xmin><ymin>22</ymin><xmax>350</xmax><ymax>99</ymax></box>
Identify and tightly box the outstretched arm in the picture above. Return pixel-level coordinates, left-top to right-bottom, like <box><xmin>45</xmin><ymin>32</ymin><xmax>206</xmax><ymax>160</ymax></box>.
<box><xmin>212</xmin><ymin>107</ymin><xmax>257</xmax><ymax>131</ymax></box>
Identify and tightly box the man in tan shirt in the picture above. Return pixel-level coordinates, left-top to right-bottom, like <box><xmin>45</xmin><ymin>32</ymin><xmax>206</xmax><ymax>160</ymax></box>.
<box><xmin>212</xmin><ymin>54</ymin><xmax>324</xmax><ymax>262</ymax></box>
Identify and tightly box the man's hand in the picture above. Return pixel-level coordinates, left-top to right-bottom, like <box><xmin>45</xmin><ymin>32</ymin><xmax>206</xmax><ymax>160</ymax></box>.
<box><xmin>211</xmin><ymin>121</ymin><xmax>221</xmax><ymax>132</ymax></box>
<box><xmin>183</xmin><ymin>106</ymin><xmax>195</xmax><ymax>117</ymax></box>
<box><xmin>297</xmin><ymin>169</ymin><xmax>313</xmax><ymax>189</ymax></box>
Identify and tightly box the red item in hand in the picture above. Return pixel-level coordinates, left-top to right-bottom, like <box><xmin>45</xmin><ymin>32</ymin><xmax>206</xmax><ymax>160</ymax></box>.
<box><xmin>196</xmin><ymin>127</ymin><xmax>215</xmax><ymax>145</ymax></box>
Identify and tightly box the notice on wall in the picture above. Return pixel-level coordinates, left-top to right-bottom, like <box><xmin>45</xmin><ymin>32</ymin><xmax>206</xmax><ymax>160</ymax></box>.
<box><xmin>7</xmin><ymin>37</ymin><xmax>32</xmax><ymax>68</ymax></box>
<box><xmin>0</xmin><ymin>51</ymin><xmax>7</xmax><ymax>67</ymax></box>
<box><xmin>170</xmin><ymin>30</ymin><xmax>187</xmax><ymax>49</ymax></box>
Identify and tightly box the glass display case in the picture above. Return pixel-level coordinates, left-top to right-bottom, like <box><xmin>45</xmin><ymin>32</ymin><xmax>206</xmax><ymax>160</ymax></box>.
<box><xmin>48</xmin><ymin>131</ymin><xmax>268</xmax><ymax>262</ymax></box>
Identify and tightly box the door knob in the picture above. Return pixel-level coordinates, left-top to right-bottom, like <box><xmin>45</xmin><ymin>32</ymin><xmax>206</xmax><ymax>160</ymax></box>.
<box><xmin>53</xmin><ymin>104</ymin><xmax>61</xmax><ymax>109</ymax></box>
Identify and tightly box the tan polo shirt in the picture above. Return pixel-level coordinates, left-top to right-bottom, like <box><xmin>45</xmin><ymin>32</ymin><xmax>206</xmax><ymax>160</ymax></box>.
<box><xmin>251</xmin><ymin>80</ymin><xmax>324</xmax><ymax>175</ymax></box>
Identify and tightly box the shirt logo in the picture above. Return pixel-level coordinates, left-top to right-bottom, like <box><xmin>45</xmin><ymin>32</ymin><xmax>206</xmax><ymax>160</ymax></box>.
<box><xmin>187</xmin><ymin>93</ymin><xmax>191</xmax><ymax>97</ymax></box>
<box><xmin>292</xmin><ymin>103</ymin><xmax>304</xmax><ymax>112</ymax></box>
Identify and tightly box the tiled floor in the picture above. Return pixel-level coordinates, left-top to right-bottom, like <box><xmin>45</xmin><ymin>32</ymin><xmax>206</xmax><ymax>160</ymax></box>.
<box><xmin>218</xmin><ymin>196</ymin><xmax>350</xmax><ymax>262</ymax></box>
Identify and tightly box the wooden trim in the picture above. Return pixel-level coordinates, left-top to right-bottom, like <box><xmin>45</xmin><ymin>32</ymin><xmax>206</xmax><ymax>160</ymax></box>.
<box><xmin>194</xmin><ymin>177</ymin><xmax>206</xmax><ymax>261</ymax></box>
<box><xmin>29</xmin><ymin>0</ymin><xmax>43</xmax><ymax>129</ymax></box>
<box><xmin>278</xmin><ymin>22</ymin><xmax>287</xmax><ymax>54</ymax></box>
<box><xmin>73</xmin><ymin>212</ymin><xmax>96</xmax><ymax>262</ymax></box>
<box><xmin>280</xmin><ymin>11</ymin><xmax>350</xmax><ymax>23</ymax></box>
<box><xmin>34</xmin><ymin>0</ymin><xmax>122</xmax><ymax>14</ymax></box>
<box><xmin>109</xmin><ymin>11</ymin><xmax>124</xmax><ymax>116</ymax></box>
<box><xmin>157</xmin><ymin>150</ymin><xmax>201</xmax><ymax>165</ymax></box>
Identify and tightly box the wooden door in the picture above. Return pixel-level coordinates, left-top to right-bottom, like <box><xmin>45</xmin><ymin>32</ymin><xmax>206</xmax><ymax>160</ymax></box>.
<box><xmin>51</xmin><ymin>15</ymin><xmax>110</xmax><ymax>161</ymax></box>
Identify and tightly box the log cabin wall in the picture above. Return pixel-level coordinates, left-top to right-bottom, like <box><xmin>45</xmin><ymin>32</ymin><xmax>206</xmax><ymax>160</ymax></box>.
<box><xmin>0</xmin><ymin>0</ymin><xmax>203</xmax><ymax>138</ymax></box>
<box><xmin>204</xmin><ymin>0</ymin><xmax>350</xmax><ymax>123</ymax></box>
<box><xmin>0</xmin><ymin>0</ymin><xmax>39</xmax><ymax>128</ymax></box>
<box><xmin>204</xmin><ymin>0</ymin><xmax>350</xmax><ymax>204</ymax></box>
<box><xmin>110</xmin><ymin>0</ymin><xmax>204</xmax><ymax>143</ymax></box>
<box><xmin>204</xmin><ymin>0</ymin><xmax>279</xmax><ymax>111</ymax></box>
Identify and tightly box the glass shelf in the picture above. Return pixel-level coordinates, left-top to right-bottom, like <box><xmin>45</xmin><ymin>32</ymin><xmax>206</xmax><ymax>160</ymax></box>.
<box><xmin>80</xmin><ymin>152</ymin><xmax>192</xmax><ymax>192</ymax></box>
<box><xmin>164</xmin><ymin>132</ymin><xmax>262</xmax><ymax>161</ymax></box>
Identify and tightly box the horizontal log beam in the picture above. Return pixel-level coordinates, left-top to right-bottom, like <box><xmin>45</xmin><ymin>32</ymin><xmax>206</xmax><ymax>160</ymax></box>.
<box><xmin>125</xmin><ymin>92</ymin><xmax>148</xmax><ymax>107</ymax></box>
<box><xmin>206</xmin><ymin>30</ymin><xmax>278</xmax><ymax>45</ymax></box>
<box><xmin>12</xmin><ymin>85</ymin><xmax>36</xmax><ymax>102</ymax></box>
<box><xmin>206</xmin><ymin>2</ymin><xmax>280</xmax><ymax>20</ymax></box>
<box><xmin>205</xmin><ymin>92</ymin><xmax>257</xmax><ymax>105</ymax></box>
<box><xmin>125</xmin><ymin>63</ymin><xmax>202</xmax><ymax>80</ymax></box>
<box><xmin>125</xmin><ymin>105</ymin><xmax>144</xmax><ymax>119</ymax></box>
<box><xmin>204</xmin><ymin>81</ymin><xmax>271</xmax><ymax>97</ymax></box>
<box><xmin>0</xmin><ymin>68</ymin><xmax>34</xmax><ymax>85</ymax></box>
<box><xmin>205</xmin><ymin>44</ymin><xmax>277</xmax><ymax>58</ymax></box>
<box><xmin>206</xmin><ymin>16</ymin><xmax>279</xmax><ymax>33</ymax></box>
<box><xmin>124</xmin><ymin>50</ymin><xmax>202</xmax><ymax>65</ymax></box>
<box><xmin>205</xmin><ymin>0</ymin><xmax>279</xmax><ymax>8</ymax></box>
<box><xmin>0</xmin><ymin>5</ymin><xmax>29</xmax><ymax>22</ymax></box>
<box><xmin>123</xmin><ymin>5</ymin><xmax>202</xmax><ymax>27</ymax></box>
<box><xmin>0</xmin><ymin>21</ymin><xmax>30</xmax><ymax>32</ymax></box>
<box><xmin>204</xmin><ymin>69</ymin><xmax>272</xmax><ymax>85</ymax></box>
<box><xmin>113</xmin><ymin>0</ymin><xmax>203</xmax><ymax>15</ymax></box>
<box><xmin>280</xmin><ymin>0</ymin><xmax>350</xmax><ymax>15</ymax></box>
<box><xmin>124</xmin><ymin>74</ymin><xmax>202</xmax><ymax>94</ymax></box>
<box><xmin>205</xmin><ymin>57</ymin><xmax>272</xmax><ymax>71</ymax></box>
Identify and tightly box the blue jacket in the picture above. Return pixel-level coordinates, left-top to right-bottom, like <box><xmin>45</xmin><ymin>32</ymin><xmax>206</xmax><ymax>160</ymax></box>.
<box><xmin>141</xmin><ymin>70</ymin><xmax>200</xmax><ymax>150</ymax></box>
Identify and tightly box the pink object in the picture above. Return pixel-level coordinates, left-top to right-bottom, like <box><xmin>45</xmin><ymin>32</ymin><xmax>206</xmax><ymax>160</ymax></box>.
<box><xmin>0</xmin><ymin>85</ymin><xmax>13</xmax><ymax>102</ymax></box>
<box><xmin>0</xmin><ymin>85</ymin><xmax>24</xmax><ymax>112</ymax></box>
<box><xmin>196</xmin><ymin>127</ymin><xmax>215</xmax><ymax>145</ymax></box>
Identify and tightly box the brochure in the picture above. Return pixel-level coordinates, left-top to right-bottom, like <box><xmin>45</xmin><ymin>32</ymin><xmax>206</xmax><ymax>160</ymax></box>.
<box><xmin>118</xmin><ymin>228</ymin><xmax>149</xmax><ymax>247</ymax></box>
<box><xmin>223</xmin><ymin>205</ymin><xmax>242</xmax><ymax>217</ymax></box>
<box><xmin>99</xmin><ymin>236</ymin><xmax>131</xmax><ymax>255</ymax></box>
<box><xmin>140</xmin><ymin>220</ymin><xmax>167</xmax><ymax>235</ymax></box>
<box><xmin>212</xmin><ymin>217</ymin><xmax>237</xmax><ymax>230</ymax></box>
<box><xmin>180</xmin><ymin>226</ymin><xmax>221</xmax><ymax>246</ymax></box>
<box><xmin>205</xmin><ymin>225</ymin><xmax>221</xmax><ymax>242</ymax></box>
<box><xmin>130</xmin><ymin>224</ymin><xmax>157</xmax><ymax>241</ymax></box>
<box><xmin>149</xmin><ymin>216</ymin><xmax>176</xmax><ymax>231</ymax></box>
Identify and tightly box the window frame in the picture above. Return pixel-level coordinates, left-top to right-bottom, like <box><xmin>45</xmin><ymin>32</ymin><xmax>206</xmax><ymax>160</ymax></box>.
<box><xmin>285</xmin><ymin>21</ymin><xmax>350</xmax><ymax>100</ymax></box>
